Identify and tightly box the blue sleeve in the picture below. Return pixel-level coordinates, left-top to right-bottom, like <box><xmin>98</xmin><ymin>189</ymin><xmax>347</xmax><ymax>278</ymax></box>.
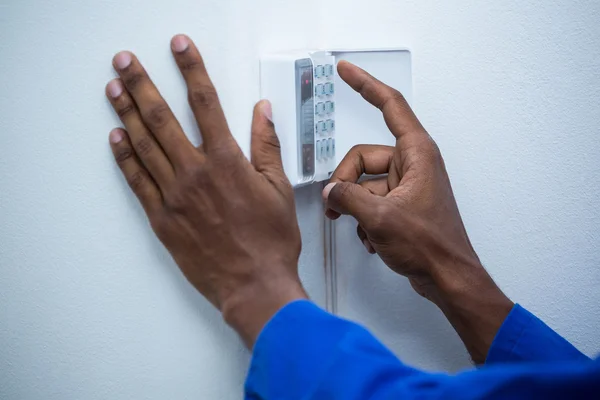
<box><xmin>486</xmin><ymin>303</ymin><xmax>590</xmax><ymax>364</ymax></box>
<box><xmin>245</xmin><ymin>300</ymin><xmax>599</xmax><ymax>400</ymax></box>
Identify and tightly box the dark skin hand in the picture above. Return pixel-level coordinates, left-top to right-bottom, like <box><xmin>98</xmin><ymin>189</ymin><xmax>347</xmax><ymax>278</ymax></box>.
<box><xmin>323</xmin><ymin>60</ymin><xmax>514</xmax><ymax>364</ymax></box>
<box><xmin>106</xmin><ymin>34</ymin><xmax>511</xmax><ymax>363</ymax></box>
<box><xmin>105</xmin><ymin>34</ymin><xmax>307</xmax><ymax>348</ymax></box>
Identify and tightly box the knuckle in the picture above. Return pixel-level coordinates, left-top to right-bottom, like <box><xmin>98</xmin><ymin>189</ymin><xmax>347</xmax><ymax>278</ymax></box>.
<box><xmin>180</xmin><ymin>59</ymin><xmax>202</xmax><ymax>72</ymax></box>
<box><xmin>134</xmin><ymin>136</ymin><xmax>154</xmax><ymax>157</ymax></box>
<box><xmin>143</xmin><ymin>104</ymin><xmax>171</xmax><ymax>129</ymax></box>
<box><xmin>391</xmin><ymin>89</ymin><xmax>408</xmax><ymax>105</ymax></box>
<box><xmin>123</xmin><ymin>72</ymin><xmax>144</xmax><ymax>91</ymax></box>
<box><xmin>211</xmin><ymin>141</ymin><xmax>242</xmax><ymax>164</ymax></box>
<box><xmin>380</xmin><ymin>89</ymin><xmax>407</xmax><ymax>112</ymax></box>
<box><xmin>181</xmin><ymin>164</ymin><xmax>210</xmax><ymax>190</ymax></box>
<box><xmin>150</xmin><ymin>214</ymin><xmax>169</xmax><ymax>237</ymax></box>
<box><xmin>360</xmin><ymin>82</ymin><xmax>379</xmax><ymax>104</ymax></box>
<box><xmin>347</xmin><ymin>144</ymin><xmax>366</xmax><ymax>162</ymax></box>
<box><xmin>261</xmin><ymin>130</ymin><xmax>281</xmax><ymax>151</ymax></box>
<box><xmin>349</xmin><ymin>144</ymin><xmax>363</xmax><ymax>154</ymax></box>
<box><xmin>421</xmin><ymin>140</ymin><xmax>442</xmax><ymax>164</ymax></box>
<box><xmin>269</xmin><ymin>171</ymin><xmax>293</xmax><ymax>194</ymax></box>
<box><xmin>127</xmin><ymin>171</ymin><xmax>146</xmax><ymax>191</ymax></box>
<box><xmin>335</xmin><ymin>182</ymin><xmax>356</xmax><ymax>201</ymax></box>
<box><xmin>366</xmin><ymin>202</ymin><xmax>391</xmax><ymax>232</ymax></box>
<box><xmin>165</xmin><ymin>189</ymin><xmax>188</xmax><ymax>213</ymax></box>
<box><xmin>188</xmin><ymin>85</ymin><xmax>219</xmax><ymax>110</ymax></box>
<box><xmin>115</xmin><ymin>147</ymin><xmax>134</xmax><ymax>164</ymax></box>
<box><xmin>116</xmin><ymin>103</ymin><xmax>136</xmax><ymax>118</ymax></box>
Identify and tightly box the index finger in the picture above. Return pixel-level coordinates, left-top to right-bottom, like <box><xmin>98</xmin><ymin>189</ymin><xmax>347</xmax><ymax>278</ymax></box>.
<box><xmin>325</xmin><ymin>144</ymin><xmax>394</xmax><ymax>220</ymax></box>
<box><xmin>337</xmin><ymin>60</ymin><xmax>425</xmax><ymax>140</ymax></box>
<box><xmin>330</xmin><ymin>144</ymin><xmax>394</xmax><ymax>184</ymax></box>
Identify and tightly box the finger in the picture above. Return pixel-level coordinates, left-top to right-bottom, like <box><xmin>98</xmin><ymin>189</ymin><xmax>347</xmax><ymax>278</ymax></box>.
<box><xmin>325</xmin><ymin>145</ymin><xmax>392</xmax><ymax>219</ymax></box>
<box><xmin>106</xmin><ymin>79</ymin><xmax>174</xmax><ymax>188</ymax></box>
<box><xmin>325</xmin><ymin>208</ymin><xmax>341</xmax><ymax>220</ymax></box>
<box><xmin>250</xmin><ymin>100</ymin><xmax>287</xmax><ymax>181</ymax></box>
<box><xmin>170</xmin><ymin>34</ymin><xmax>235</xmax><ymax>152</ymax></box>
<box><xmin>359</xmin><ymin>176</ymin><xmax>390</xmax><ymax>197</ymax></box>
<box><xmin>337</xmin><ymin>60</ymin><xmax>424</xmax><ymax>140</ymax></box>
<box><xmin>109</xmin><ymin>128</ymin><xmax>161</xmax><ymax>211</ymax></box>
<box><xmin>357</xmin><ymin>225</ymin><xmax>375</xmax><ymax>254</ymax></box>
<box><xmin>330</xmin><ymin>144</ymin><xmax>394</xmax><ymax>184</ymax></box>
<box><xmin>112</xmin><ymin>51</ymin><xmax>194</xmax><ymax>165</ymax></box>
<box><xmin>323</xmin><ymin>182</ymin><xmax>380</xmax><ymax>225</ymax></box>
<box><xmin>324</xmin><ymin>177</ymin><xmax>389</xmax><ymax>220</ymax></box>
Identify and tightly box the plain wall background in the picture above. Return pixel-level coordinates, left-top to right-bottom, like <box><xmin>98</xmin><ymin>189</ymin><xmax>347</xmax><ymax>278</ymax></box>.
<box><xmin>1</xmin><ymin>0</ymin><xmax>599</xmax><ymax>398</ymax></box>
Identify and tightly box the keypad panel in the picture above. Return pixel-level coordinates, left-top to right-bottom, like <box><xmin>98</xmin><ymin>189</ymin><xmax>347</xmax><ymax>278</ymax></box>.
<box><xmin>314</xmin><ymin>62</ymin><xmax>335</xmax><ymax>164</ymax></box>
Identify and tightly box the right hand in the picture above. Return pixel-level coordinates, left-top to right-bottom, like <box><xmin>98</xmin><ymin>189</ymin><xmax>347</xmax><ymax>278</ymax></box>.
<box><xmin>323</xmin><ymin>61</ymin><xmax>489</xmax><ymax>305</ymax></box>
<box><xmin>323</xmin><ymin>61</ymin><xmax>513</xmax><ymax>363</ymax></box>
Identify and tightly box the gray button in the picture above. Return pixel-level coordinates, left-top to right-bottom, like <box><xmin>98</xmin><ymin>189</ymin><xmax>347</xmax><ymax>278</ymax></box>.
<box><xmin>325</xmin><ymin>101</ymin><xmax>334</xmax><ymax>113</ymax></box>
<box><xmin>326</xmin><ymin>119</ymin><xmax>335</xmax><ymax>132</ymax></box>
<box><xmin>315</xmin><ymin>84</ymin><xmax>325</xmax><ymax>97</ymax></box>
<box><xmin>325</xmin><ymin>64</ymin><xmax>334</xmax><ymax>77</ymax></box>
<box><xmin>315</xmin><ymin>102</ymin><xmax>325</xmax><ymax>115</ymax></box>
<box><xmin>315</xmin><ymin>65</ymin><xmax>324</xmax><ymax>78</ymax></box>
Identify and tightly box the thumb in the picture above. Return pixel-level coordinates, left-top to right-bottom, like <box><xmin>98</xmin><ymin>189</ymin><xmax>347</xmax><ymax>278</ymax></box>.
<box><xmin>323</xmin><ymin>182</ymin><xmax>379</xmax><ymax>224</ymax></box>
<box><xmin>250</xmin><ymin>100</ymin><xmax>285</xmax><ymax>177</ymax></box>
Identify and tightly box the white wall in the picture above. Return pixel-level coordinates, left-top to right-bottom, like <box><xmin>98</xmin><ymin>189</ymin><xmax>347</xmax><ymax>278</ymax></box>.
<box><xmin>1</xmin><ymin>0</ymin><xmax>599</xmax><ymax>398</ymax></box>
<box><xmin>332</xmin><ymin>0</ymin><xmax>600</xmax><ymax>372</ymax></box>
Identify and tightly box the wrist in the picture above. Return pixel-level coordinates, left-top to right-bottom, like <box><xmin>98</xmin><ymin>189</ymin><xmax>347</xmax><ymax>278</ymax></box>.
<box><xmin>429</xmin><ymin>255</ymin><xmax>514</xmax><ymax>364</ymax></box>
<box><xmin>221</xmin><ymin>271</ymin><xmax>308</xmax><ymax>349</ymax></box>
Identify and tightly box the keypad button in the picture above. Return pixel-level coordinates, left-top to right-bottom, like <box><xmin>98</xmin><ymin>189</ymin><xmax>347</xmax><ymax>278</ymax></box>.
<box><xmin>315</xmin><ymin>120</ymin><xmax>326</xmax><ymax>134</ymax></box>
<box><xmin>325</xmin><ymin>64</ymin><xmax>334</xmax><ymax>77</ymax></box>
<box><xmin>324</xmin><ymin>82</ymin><xmax>334</xmax><ymax>95</ymax></box>
<box><xmin>315</xmin><ymin>102</ymin><xmax>325</xmax><ymax>115</ymax></box>
<box><xmin>315</xmin><ymin>84</ymin><xmax>325</xmax><ymax>97</ymax></box>
<box><xmin>325</xmin><ymin>101</ymin><xmax>335</xmax><ymax>114</ymax></box>
<box><xmin>315</xmin><ymin>65</ymin><xmax>324</xmax><ymax>78</ymax></box>
<box><xmin>326</xmin><ymin>119</ymin><xmax>335</xmax><ymax>132</ymax></box>
<box><xmin>326</xmin><ymin>139</ymin><xmax>332</xmax><ymax>158</ymax></box>
<box><xmin>320</xmin><ymin>140</ymin><xmax>326</xmax><ymax>159</ymax></box>
<box><xmin>331</xmin><ymin>138</ymin><xmax>336</xmax><ymax>156</ymax></box>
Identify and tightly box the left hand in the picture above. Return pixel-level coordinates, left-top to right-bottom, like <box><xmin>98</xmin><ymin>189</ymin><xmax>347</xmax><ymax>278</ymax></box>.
<box><xmin>105</xmin><ymin>34</ymin><xmax>307</xmax><ymax>348</ymax></box>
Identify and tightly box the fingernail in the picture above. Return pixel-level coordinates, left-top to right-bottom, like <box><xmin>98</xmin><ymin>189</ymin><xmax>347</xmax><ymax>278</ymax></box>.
<box><xmin>106</xmin><ymin>79</ymin><xmax>123</xmax><ymax>98</ymax></box>
<box><xmin>109</xmin><ymin>129</ymin><xmax>124</xmax><ymax>144</ymax></box>
<box><xmin>322</xmin><ymin>182</ymin><xmax>337</xmax><ymax>200</ymax></box>
<box><xmin>260</xmin><ymin>100</ymin><xmax>272</xmax><ymax>122</ymax></box>
<box><xmin>113</xmin><ymin>51</ymin><xmax>132</xmax><ymax>70</ymax></box>
<box><xmin>172</xmin><ymin>35</ymin><xmax>189</xmax><ymax>53</ymax></box>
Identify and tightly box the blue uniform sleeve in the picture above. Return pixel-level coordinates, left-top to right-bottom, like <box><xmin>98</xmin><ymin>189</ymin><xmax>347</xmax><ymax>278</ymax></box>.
<box><xmin>245</xmin><ymin>300</ymin><xmax>599</xmax><ymax>400</ymax></box>
<box><xmin>486</xmin><ymin>304</ymin><xmax>589</xmax><ymax>364</ymax></box>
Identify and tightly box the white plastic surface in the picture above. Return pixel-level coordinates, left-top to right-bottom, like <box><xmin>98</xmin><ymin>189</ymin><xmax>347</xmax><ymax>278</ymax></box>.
<box><xmin>333</xmin><ymin>50</ymin><xmax>412</xmax><ymax>162</ymax></box>
<box><xmin>260</xmin><ymin>49</ymin><xmax>412</xmax><ymax>186</ymax></box>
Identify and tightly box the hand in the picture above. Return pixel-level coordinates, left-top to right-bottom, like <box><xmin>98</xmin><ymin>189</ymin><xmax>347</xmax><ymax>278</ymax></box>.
<box><xmin>323</xmin><ymin>61</ymin><xmax>513</xmax><ymax>363</ymax></box>
<box><xmin>105</xmin><ymin>35</ymin><xmax>307</xmax><ymax>348</ymax></box>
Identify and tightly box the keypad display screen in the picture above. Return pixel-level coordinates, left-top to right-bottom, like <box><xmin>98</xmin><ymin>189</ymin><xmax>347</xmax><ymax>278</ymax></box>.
<box><xmin>296</xmin><ymin>59</ymin><xmax>315</xmax><ymax>178</ymax></box>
